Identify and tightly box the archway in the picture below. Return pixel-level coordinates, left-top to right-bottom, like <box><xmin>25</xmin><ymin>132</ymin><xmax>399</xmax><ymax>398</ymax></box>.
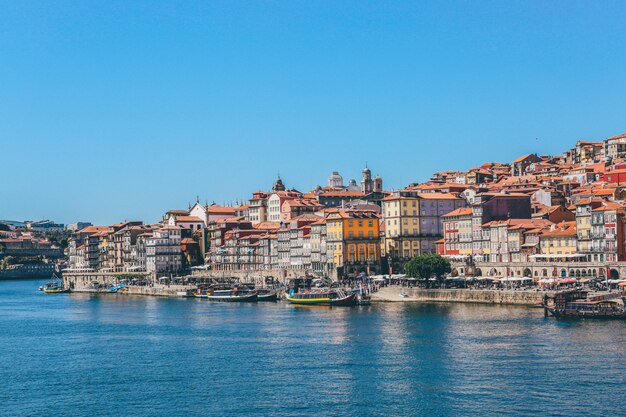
<box><xmin>610</xmin><ymin>269</ymin><xmax>620</xmax><ymax>279</ymax></box>
<box><xmin>542</xmin><ymin>269</ymin><xmax>548</xmax><ymax>277</ymax></box>
<box><xmin>474</xmin><ymin>268</ymin><xmax>482</xmax><ymax>277</ymax></box>
<box><xmin>560</xmin><ymin>269</ymin><xmax>567</xmax><ymax>277</ymax></box>
<box><xmin>569</xmin><ymin>269</ymin><xmax>575</xmax><ymax>277</ymax></box>
<box><xmin>523</xmin><ymin>268</ymin><xmax>532</xmax><ymax>277</ymax></box>
<box><xmin>575</xmin><ymin>270</ymin><xmax>581</xmax><ymax>278</ymax></box>
<box><xmin>489</xmin><ymin>268</ymin><xmax>497</xmax><ymax>276</ymax></box>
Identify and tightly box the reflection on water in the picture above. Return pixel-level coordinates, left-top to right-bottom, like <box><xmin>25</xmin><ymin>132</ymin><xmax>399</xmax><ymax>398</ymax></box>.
<box><xmin>1</xmin><ymin>280</ymin><xmax>626</xmax><ymax>416</ymax></box>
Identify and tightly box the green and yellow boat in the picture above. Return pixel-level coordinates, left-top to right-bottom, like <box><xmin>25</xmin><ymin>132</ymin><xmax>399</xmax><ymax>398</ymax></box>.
<box><xmin>286</xmin><ymin>288</ymin><xmax>357</xmax><ymax>306</ymax></box>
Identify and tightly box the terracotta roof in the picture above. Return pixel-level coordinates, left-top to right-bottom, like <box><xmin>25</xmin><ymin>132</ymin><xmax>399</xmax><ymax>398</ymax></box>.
<box><xmin>541</xmin><ymin>221</ymin><xmax>577</xmax><ymax>237</ymax></box>
<box><xmin>513</xmin><ymin>154</ymin><xmax>535</xmax><ymax>163</ymax></box>
<box><xmin>173</xmin><ymin>216</ymin><xmax>203</xmax><ymax>223</ymax></box>
<box><xmin>442</xmin><ymin>207</ymin><xmax>472</xmax><ymax>218</ymax></box>
<box><xmin>593</xmin><ymin>202</ymin><xmax>625</xmax><ymax>212</ymax></box>
<box><xmin>253</xmin><ymin>222</ymin><xmax>282</xmax><ymax>230</ymax></box>
<box><xmin>605</xmin><ymin>132</ymin><xmax>626</xmax><ymax>141</ymax></box>
<box><xmin>77</xmin><ymin>226</ymin><xmax>110</xmax><ymax>234</ymax></box>
<box><xmin>207</xmin><ymin>205</ymin><xmax>237</xmax><ymax>214</ymax></box>
<box><xmin>417</xmin><ymin>193</ymin><xmax>461</xmax><ymax>200</ymax></box>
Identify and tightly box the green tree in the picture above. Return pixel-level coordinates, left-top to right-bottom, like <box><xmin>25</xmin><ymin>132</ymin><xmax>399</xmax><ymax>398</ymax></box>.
<box><xmin>430</xmin><ymin>254</ymin><xmax>452</xmax><ymax>280</ymax></box>
<box><xmin>404</xmin><ymin>254</ymin><xmax>451</xmax><ymax>287</ymax></box>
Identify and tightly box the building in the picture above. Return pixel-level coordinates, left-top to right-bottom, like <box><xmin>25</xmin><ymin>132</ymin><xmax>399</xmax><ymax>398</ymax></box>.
<box><xmin>326</xmin><ymin>209</ymin><xmax>381</xmax><ymax>277</ymax></box>
<box><xmin>248</xmin><ymin>191</ymin><xmax>269</xmax><ymax>224</ymax></box>
<box><xmin>360</xmin><ymin>165</ymin><xmax>383</xmax><ymax>194</ymax></box>
<box><xmin>575</xmin><ymin>198</ymin><xmax>603</xmax><ymax>259</ymax></box>
<box><xmin>24</xmin><ymin>220</ymin><xmax>65</xmax><ymax>233</ymax></box>
<box><xmin>604</xmin><ymin>133</ymin><xmax>626</xmax><ymax>161</ymax></box>
<box><xmin>511</xmin><ymin>154</ymin><xmax>542</xmax><ymax>176</ymax></box>
<box><xmin>539</xmin><ymin>221</ymin><xmax>578</xmax><ymax>259</ymax></box>
<box><xmin>441</xmin><ymin>207</ymin><xmax>473</xmax><ymax>257</ymax></box>
<box><xmin>382</xmin><ymin>196</ymin><xmax>420</xmax><ymax>260</ymax></box>
<box><xmin>471</xmin><ymin>192</ymin><xmax>531</xmax><ymax>260</ymax></box>
<box><xmin>590</xmin><ymin>202</ymin><xmax>626</xmax><ymax>262</ymax></box>
<box><xmin>145</xmin><ymin>226</ymin><xmax>182</xmax><ymax>276</ymax></box>
<box><xmin>328</xmin><ymin>171</ymin><xmax>344</xmax><ymax>188</ymax></box>
<box><xmin>267</xmin><ymin>190</ymin><xmax>302</xmax><ymax>222</ymax></box>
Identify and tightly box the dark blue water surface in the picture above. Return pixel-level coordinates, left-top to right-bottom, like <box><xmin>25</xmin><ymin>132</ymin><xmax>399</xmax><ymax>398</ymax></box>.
<box><xmin>2</xmin><ymin>280</ymin><xmax>626</xmax><ymax>416</ymax></box>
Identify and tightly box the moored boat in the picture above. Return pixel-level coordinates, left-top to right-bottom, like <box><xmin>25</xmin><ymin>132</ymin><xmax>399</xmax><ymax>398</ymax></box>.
<box><xmin>195</xmin><ymin>287</ymin><xmax>258</xmax><ymax>302</ymax></box>
<box><xmin>257</xmin><ymin>289</ymin><xmax>278</xmax><ymax>302</ymax></box>
<box><xmin>286</xmin><ymin>288</ymin><xmax>357</xmax><ymax>306</ymax></box>
<box><xmin>42</xmin><ymin>281</ymin><xmax>70</xmax><ymax>294</ymax></box>
<box><xmin>543</xmin><ymin>290</ymin><xmax>626</xmax><ymax>319</ymax></box>
<box><xmin>109</xmin><ymin>283</ymin><xmax>127</xmax><ymax>293</ymax></box>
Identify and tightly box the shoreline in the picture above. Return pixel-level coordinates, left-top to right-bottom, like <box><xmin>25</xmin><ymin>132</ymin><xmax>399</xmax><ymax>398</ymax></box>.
<box><xmin>371</xmin><ymin>286</ymin><xmax>551</xmax><ymax>306</ymax></box>
<box><xmin>68</xmin><ymin>284</ymin><xmax>552</xmax><ymax>306</ymax></box>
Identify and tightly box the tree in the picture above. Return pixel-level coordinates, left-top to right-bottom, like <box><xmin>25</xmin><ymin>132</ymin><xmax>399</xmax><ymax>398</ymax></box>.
<box><xmin>404</xmin><ymin>254</ymin><xmax>451</xmax><ymax>287</ymax></box>
<box><xmin>430</xmin><ymin>254</ymin><xmax>452</xmax><ymax>280</ymax></box>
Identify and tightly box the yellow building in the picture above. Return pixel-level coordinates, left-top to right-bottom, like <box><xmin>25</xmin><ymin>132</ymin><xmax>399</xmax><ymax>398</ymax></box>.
<box><xmin>382</xmin><ymin>195</ymin><xmax>421</xmax><ymax>259</ymax></box>
<box><xmin>540</xmin><ymin>221</ymin><xmax>578</xmax><ymax>256</ymax></box>
<box><xmin>326</xmin><ymin>209</ymin><xmax>381</xmax><ymax>275</ymax></box>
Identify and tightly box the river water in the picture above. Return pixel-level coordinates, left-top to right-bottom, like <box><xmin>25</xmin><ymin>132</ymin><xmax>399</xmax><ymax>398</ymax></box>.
<box><xmin>1</xmin><ymin>279</ymin><xmax>625</xmax><ymax>416</ymax></box>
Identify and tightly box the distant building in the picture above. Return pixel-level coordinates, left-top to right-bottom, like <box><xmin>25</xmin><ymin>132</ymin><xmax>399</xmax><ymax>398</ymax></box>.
<box><xmin>66</xmin><ymin>222</ymin><xmax>92</xmax><ymax>232</ymax></box>
<box><xmin>360</xmin><ymin>164</ymin><xmax>383</xmax><ymax>193</ymax></box>
<box><xmin>328</xmin><ymin>171</ymin><xmax>344</xmax><ymax>188</ymax></box>
<box><xmin>25</xmin><ymin>220</ymin><xmax>65</xmax><ymax>233</ymax></box>
<box><xmin>511</xmin><ymin>154</ymin><xmax>541</xmax><ymax>176</ymax></box>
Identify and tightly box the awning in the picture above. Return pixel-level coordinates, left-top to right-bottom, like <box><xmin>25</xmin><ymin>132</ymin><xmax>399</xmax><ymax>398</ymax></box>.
<box><xmin>558</xmin><ymin>278</ymin><xmax>577</xmax><ymax>284</ymax></box>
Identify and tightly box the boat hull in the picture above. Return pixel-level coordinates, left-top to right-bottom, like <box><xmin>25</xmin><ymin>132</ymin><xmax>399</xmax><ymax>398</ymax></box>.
<box><xmin>43</xmin><ymin>288</ymin><xmax>70</xmax><ymax>294</ymax></box>
<box><xmin>207</xmin><ymin>293</ymin><xmax>258</xmax><ymax>302</ymax></box>
<box><xmin>287</xmin><ymin>293</ymin><xmax>357</xmax><ymax>307</ymax></box>
<box><xmin>257</xmin><ymin>291</ymin><xmax>278</xmax><ymax>302</ymax></box>
<box><xmin>546</xmin><ymin>307</ymin><xmax>626</xmax><ymax>319</ymax></box>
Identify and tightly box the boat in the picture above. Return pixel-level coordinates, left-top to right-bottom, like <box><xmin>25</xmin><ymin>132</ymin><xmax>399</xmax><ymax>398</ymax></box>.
<box><xmin>286</xmin><ymin>288</ymin><xmax>357</xmax><ymax>306</ymax></box>
<box><xmin>42</xmin><ymin>281</ymin><xmax>70</xmax><ymax>294</ymax></box>
<box><xmin>195</xmin><ymin>287</ymin><xmax>258</xmax><ymax>302</ymax></box>
<box><xmin>257</xmin><ymin>289</ymin><xmax>278</xmax><ymax>302</ymax></box>
<box><xmin>109</xmin><ymin>283</ymin><xmax>127</xmax><ymax>293</ymax></box>
<box><xmin>543</xmin><ymin>290</ymin><xmax>626</xmax><ymax>319</ymax></box>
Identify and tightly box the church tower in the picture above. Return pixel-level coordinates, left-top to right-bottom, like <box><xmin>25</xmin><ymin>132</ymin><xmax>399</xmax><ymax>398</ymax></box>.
<box><xmin>272</xmin><ymin>175</ymin><xmax>286</xmax><ymax>192</ymax></box>
<box><xmin>361</xmin><ymin>164</ymin><xmax>372</xmax><ymax>193</ymax></box>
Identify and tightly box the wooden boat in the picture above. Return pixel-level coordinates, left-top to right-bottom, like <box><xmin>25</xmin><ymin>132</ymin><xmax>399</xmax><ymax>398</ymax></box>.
<box><xmin>286</xmin><ymin>288</ymin><xmax>357</xmax><ymax>306</ymax></box>
<box><xmin>257</xmin><ymin>289</ymin><xmax>278</xmax><ymax>302</ymax></box>
<box><xmin>195</xmin><ymin>287</ymin><xmax>258</xmax><ymax>302</ymax></box>
<box><xmin>42</xmin><ymin>282</ymin><xmax>70</xmax><ymax>294</ymax></box>
<box><xmin>543</xmin><ymin>290</ymin><xmax>626</xmax><ymax>319</ymax></box>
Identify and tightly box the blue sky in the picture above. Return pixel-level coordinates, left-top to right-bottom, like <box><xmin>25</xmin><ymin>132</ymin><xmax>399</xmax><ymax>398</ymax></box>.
<box><xmin>2</xmin><ymin>1</ymin><xmax>626</xmax><ymax>225</ymax></box>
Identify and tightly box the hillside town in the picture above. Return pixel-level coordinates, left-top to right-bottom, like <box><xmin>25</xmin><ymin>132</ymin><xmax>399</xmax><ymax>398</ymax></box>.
<box><xmin>13</xmin><ymin>132</ymin><xmax>626</xmax><ymax>282</ymax></box>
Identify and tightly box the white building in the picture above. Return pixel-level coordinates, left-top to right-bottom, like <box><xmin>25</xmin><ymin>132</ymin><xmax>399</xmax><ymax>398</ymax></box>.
<box><xmin>146</xmin><ymin>226</ymin><xmax>182</xmax><ymax>276</ymax></box>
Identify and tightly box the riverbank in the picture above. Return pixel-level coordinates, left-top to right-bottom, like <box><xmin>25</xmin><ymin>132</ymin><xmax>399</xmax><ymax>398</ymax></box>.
<box><xmin>71</xmin><ymin>284</ymin><xmax>194</xmax><ymax>297</ymax></box>
<box><xmin>68</xmin><ymin>283</ymin><xmax>550</xmax><ymax>306</ymax></box>
<box><xmin>372</xmin><ymin>286</ymin><xmax>551</xmax><ymax>305</ymax></box>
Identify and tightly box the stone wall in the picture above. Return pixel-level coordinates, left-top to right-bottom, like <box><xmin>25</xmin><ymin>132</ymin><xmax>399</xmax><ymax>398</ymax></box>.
<box><xmin>373</xmin><ymin>287</ymin><xmax>549</xmax><ymax>305</ymax></box>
